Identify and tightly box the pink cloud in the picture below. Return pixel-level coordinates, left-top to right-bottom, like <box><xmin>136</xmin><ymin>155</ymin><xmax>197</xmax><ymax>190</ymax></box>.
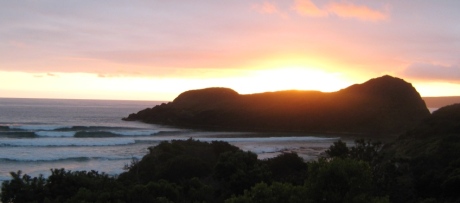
<box><xmin>325</xmin><ymin>2</ymin><xmax>388</xmax><ymax>22</ymax></box>
<box><xmin>292</xmin><ymin>0</ymin><xmax>388</xmax><ymax>22</ymax></box>
<box><xmin>253</xmin><ymin>2</ymin><xmax>279</xmax><ymax>14</ymax></box>
<box><xmin>293</xmin><ymin>0</ymin><xmax>327</xmax><ymax>17</ymax></box>
<box><xmin>253</xmin><ymin>2</ymin><xmax>289</xmax><ymax>18</ymax></box>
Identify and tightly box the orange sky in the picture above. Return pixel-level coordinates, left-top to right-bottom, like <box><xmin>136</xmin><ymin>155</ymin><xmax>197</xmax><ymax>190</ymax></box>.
<box><xmin>1</xmin><ymin>1</ymin><xmax>460</xmax><ymax>100</ymax></box>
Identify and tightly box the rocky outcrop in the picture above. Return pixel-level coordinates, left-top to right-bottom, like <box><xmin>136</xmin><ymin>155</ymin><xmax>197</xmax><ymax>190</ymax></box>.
<box><xmin>124</xmin><ymin>75</ymin><xmax>430</xmax><ymax>135</ymax></box>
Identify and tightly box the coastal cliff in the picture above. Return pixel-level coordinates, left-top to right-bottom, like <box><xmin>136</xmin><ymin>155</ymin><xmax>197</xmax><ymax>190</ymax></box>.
<box><xmin>124</xmin><ymin>75</ymin><xmax>430</xmax><ymax>135</ymax></box>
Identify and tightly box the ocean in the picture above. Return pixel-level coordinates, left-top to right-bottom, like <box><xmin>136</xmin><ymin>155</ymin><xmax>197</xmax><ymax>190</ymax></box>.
<box><xmin>0</xmin><ymin>98</ymin><xmax>340</xmax><ymax>183</ymax></box>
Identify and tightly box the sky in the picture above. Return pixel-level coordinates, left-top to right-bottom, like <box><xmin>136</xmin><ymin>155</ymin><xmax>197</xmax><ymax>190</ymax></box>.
<box><xmin>1</xmin><ymin>0</ymin><xmax>460</xmax><ymax>101</ymax></box>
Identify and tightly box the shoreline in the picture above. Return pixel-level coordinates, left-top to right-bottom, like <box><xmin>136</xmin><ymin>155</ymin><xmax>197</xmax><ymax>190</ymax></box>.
<box><xmin>182</xmin><ymin>131</ymin><xmax>357</xmax><ymax>161</ymax></box>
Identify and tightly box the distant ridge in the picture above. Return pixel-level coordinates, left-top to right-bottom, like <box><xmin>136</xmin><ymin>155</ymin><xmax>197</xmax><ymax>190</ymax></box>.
<box><xmin>124</xmin><ymin>75</ymin><xmax>430</xmax><ymax>135</ymax></box>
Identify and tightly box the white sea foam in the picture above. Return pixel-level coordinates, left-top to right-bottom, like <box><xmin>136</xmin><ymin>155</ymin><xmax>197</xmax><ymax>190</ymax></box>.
<box><xmin>35</xmin><ymin>131</ymin><xmax>76</xmax><ymax>137</ymax></box>
<box><xmin>130</xmin><ymin>136</ymin><xmax>339</xmax><ymax>145</ymax></box>
<box><xmin>9</xmin><ymin>125</ymin><xmax>68</xmax><ymax>131</ymax></box>
<box><xmin>0</xmin><ymin>156</ymin><xmax>127</xmax><ymax>162</ymax></box>
<box><xmin>109</xmin><ymin>130</ymin><xmax>159</xmax><ymax>136</ymax></box>
<box><xmin>194</xmin><ymin>136</ymin><xmax>339</xmax><ymax>143</ymax></box>
<box><xmin>238</xmin><ymin>145</ymin><xmax>290</xmax><ymax>154</ymax></box>
<box><xmin>0</xmin><ymin>137</ymin><xmax>136</xmax><ymax>147</ymax></box>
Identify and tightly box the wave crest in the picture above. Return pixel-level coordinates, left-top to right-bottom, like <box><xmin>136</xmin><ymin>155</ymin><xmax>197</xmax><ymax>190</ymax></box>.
<box><xmin>0</xmin><ymin>156</ymin><xmax>131</xmax><ymax>163</ymax></box>
<box><xmin>0</xmin><ymin>138</ymin><xmax>136</xmax><ymax>147</ymax></box>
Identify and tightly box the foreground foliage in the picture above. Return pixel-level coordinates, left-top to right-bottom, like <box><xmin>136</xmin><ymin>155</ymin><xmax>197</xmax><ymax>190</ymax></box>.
<box><xmin>3</xmin><ymin>102</ymin><xmax>460</xmax><ymax>203</ymax></box>
<box><xmin>0</xmin><ymin>139</ymin><xmax>393</xmax><ymax>202</ymax></box>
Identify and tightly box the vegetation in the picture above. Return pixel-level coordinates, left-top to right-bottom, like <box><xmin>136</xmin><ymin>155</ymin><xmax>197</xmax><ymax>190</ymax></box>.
<box><xmin>2</xmin><ymin>103</ymin><xmax>460</xmax><ymax>202</ymax></box>
<box><xmin>1</xmin><ymin>135</ymin><xmax>459</xmax><ymax>202</ymax></box>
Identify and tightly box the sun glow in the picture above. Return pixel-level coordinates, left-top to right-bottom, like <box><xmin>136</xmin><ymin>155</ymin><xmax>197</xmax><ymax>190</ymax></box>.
<box><xmin>0</xmin><ymin>68</ymin><xmax>354</xmax><ymax>101</ymax></box>
<box><xmin>412</xmin><ymin>82</ymin><xmax>460</xmax><ymax>97</ymax></box>
<box><xmin>230</xmin><ymin>67</ymin><xmax>352</xmax><ymax>93</ymax></box>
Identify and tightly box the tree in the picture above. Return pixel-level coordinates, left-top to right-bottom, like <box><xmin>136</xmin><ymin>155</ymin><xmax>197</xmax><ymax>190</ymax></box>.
<box><xmin>349</xmin><ymin>139</ymin><xmax>383</xmax><ymax>164</ymax></box>
<box><xmin>305</xmin><ymin>158</ymin><xmax>379</xmax><ymax>203</ymax></box>
<box><xmin>326</xmin><ymin>139</ymin><xmax>383</xmax><ymax>165</ymax></box>
<box><xmin>119</xmin><ymin>139</ymin><xmax>240</xmax><ymax>184</ymax></box>
<box><xmin>325</xmin><ymin>140</ymin><xmax>350</xmax><ymax>159</ymax></box>
<box><xmin>1</xmin><ymin>171</ymin><xmax>46</xmax><ymax>203</ymax></box>
<box><xmin>264</xmin><ymin>152</ymin><xmax>308</xmax><ymax>185</ymax></box>
<box><xmin>225</xmin><ymin>182</ymin><xmax>310</xmax><ymax>203</ymax></box>
<box><xmin>213</xmin><ymin>150</ymin><xmax>271</xmax><ymax>196</ymax></box>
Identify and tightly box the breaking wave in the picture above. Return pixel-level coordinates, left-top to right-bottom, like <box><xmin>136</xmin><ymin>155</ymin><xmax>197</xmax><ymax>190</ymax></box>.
<box><xmin>0</xmin><ymin>156</ymin><xmax>131</xmax><ymax>163</ymax></box>
<box><xmin>0</xmin><ymin>138</ymin><xmax>137</xmax><ymax>147</ymax></box>
<box><xmin>0</xmin><ymin>124</ymin><xmax>162</xmax><ymax>138</ymax></box>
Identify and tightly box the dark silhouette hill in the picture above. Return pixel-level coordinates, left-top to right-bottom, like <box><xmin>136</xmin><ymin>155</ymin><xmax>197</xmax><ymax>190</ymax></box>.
<box><xmin>394</xmin><ymin>103</ymin><xmax>460</xmax><ymax>154</ymax></box>
<box><xmin>124</xmin><ymin>75</ymin><xmax>430</xmax><ymax>135</ymax></box>
<box><xmin>384</xmin><ymin>103</ymin><xmax>460</xmax><ymax>200</ymax></box>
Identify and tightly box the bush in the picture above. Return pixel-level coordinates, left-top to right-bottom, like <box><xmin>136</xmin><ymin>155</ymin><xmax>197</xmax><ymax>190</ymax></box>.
<box><xmin>225</xmin><ymin>182</ymin><xmax>310</xmax><ymax>203</ymax></box>
<box><xmin>213</xmin><ymin>150</ymin><xmax>271</xmax><ymax>196</ymax></box>
<box><xmin>305</xmin><ymin>158</ymin><xmax>374</xmax><ymax>203</ymax></box>
<box><xmin>264</xmin><ymin>152</ymin><xmax>308</xmax><ymax>184</ymax></box>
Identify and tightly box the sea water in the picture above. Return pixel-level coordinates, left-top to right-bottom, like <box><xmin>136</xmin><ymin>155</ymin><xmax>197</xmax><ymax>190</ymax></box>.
<box><xmin>0</xmin><ymin>98</ymin><xmax>339</xmax><ymax>183</ymax></box>
<box><xmin>0</xmin><ymin>98</ymin><xmax>168</xmax><ymax>183</ymax></box>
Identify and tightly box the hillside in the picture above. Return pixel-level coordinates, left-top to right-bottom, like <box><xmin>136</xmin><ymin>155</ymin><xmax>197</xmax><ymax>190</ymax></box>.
<box><xmin>382</xmin><ymin>103</ymin><xmax>460</xmax><ymax>201</ymax></box>
<box><xmin>391</xmin><ymin>103</ymin><xmax>460</xmax><ymax>156</ymax></box>
<box><xmin>124</xmin><ymin>75</ymin><xmax>430</xmax><ymax>135</ymax></box>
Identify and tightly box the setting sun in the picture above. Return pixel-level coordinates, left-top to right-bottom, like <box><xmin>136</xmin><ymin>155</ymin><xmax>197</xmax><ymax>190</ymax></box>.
<box><xmin>239</xmin><ymin>67</ymin><xmax>352</xmax><ymax>93</ymax></box>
